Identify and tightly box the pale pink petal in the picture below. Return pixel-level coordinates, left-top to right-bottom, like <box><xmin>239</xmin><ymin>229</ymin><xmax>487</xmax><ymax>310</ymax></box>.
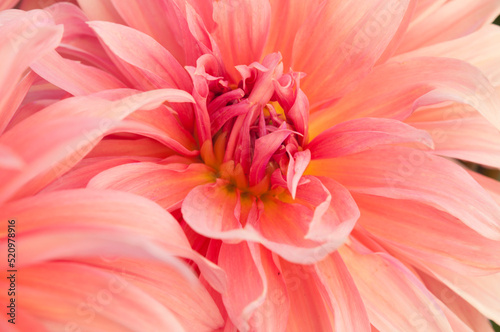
<box><xmin>31</xmin><ymin>50</ymin><xmax>126</xmax><ymax>95</ymax></box>
<box><xmin>355</xmin><ymin>194</ymin><xmax>500</xmax><ymax>274</ymax></box>
<box><xmin>396</xmin><ymin>0</ymin><xmax>500</xmax><ymax>54</ymax></box>
<box><xmin>308</xmin><ymin>117</ymin><xmax>433</xmax><ymax>157</ymax></box>
<box><xmin>0</xmin><ymin>144</ymin><xmax>24</xmax><ymax>170</ymax></box>
<box><xmin>0</xmin><ymin>89</ymin><xmax>194</xmax><ymax>202</ymax></box>
<box><xmin>314</xmin><ymin>252</ymin><xmax>370</xmax><ymax>331</ymax></box>
<box><xmin>89</xmin><ymin>21</ymin><xmax>193</xmax><ymax>92</ymax></box>
<box><xmin>394</xmin><ymin>25</ymin><xmax>500</xmax><ymax>86</ymax></box>
<box><xmin>419</xmin><ymin>263</ymin><xmax>500</xmax><ymax>324</ymax></box>
<box><xmin>212</xmin><ymin>0</ymin><xmax>271</xmax><ymax>82</ymax></box>
<box><xmin>292</xmin><ymin>0</ymin><xmax>411</xmax><ymax>107</ymax></box>
<box><xmin>339</xmin><ymin>244</ymin><xmax>453</xmax><ymax>332</ymax></box>
<box><xmin>307</xmin><ymin>146</ymin><xmax>500</xmax><ymax>240</ymax></box>
<box><xmin>88</xmin><ymin>162</ymin><xmax>215</xmax><ymax>211</ymax></box>
<box><xmin>409</xmin><ymin>112</ymin><xmax>500</xmax><ymax>168</ymax></box>
<box><xmin>109</xmin><ymin>0</ymin><xmax>202</xmax><ymax>65</ymax></box>
<box><xmin>419</xmin><ymin>272</ymin><xmax>495</xmax><ymax>332</ymax></box>
<box><xmin>0</xmin><ymin>10</ymin><xmax>63</xmax><ymax>132</ymax></box>
<box><xmin>76</xmin><ymin>0</ymin><xmax>126</xmax><ymax>23</ymax></box>
<box><xmin>309</xmin><ymin>57</ymin><xmax>500</xmax><ymax>135</ymax></box>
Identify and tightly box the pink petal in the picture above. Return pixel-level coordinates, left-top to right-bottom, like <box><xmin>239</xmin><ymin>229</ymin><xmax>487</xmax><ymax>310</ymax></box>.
<box><xmin>339</xmin><ymin>244</ymin><xmax>453</xmax><ymax>332</ymax></box>
<box><xmin>280</xmin><ymin>260</ymin><xmax>334</xmax><ymax>331</ymax></box>
<box><xmin>409</xmin><ymin>112</ymin><xmax>500</xmax><ymax>168</ymax></box>
<box><xmin>314</xmin><ymin>252</ymin><xmax>370</xmax><ymax>331</ymax></box>
<box><xmin>419</xmin><ymin>263</ymin><xmax>500</xmax><ymax>325</ymax></box>
<box><xmin>89</xmin><ymin>21</ymin><xmax>193</xmax><ymax>92</ymax></box>
<box><xmin>0</xmin><ymin>188</ymin><xmax>226</xmax><ymax>293</ymax></box>
<box><xmin>212</xmin><ymin>0</ymin><xmax>271</xmax><ymax>82</ymax></box>
<box><xmin>109</xmin><ymin>0</ymin><xmax>202</xmax><ymax>65</ymax></box>
<box><xmin>264</xmin><ymin>0</ymin><xmax>322</xmax><ymax>70</ymax></box>
<box><xmin>355</xmin><ymin>193</ymin><xmax>500</xmax><ymax>274</ymax></box>
<box><xmin>309</xmin><ymin>57</ymin><xmax>500</xmax><ymax>135</ymax></box>
<box><xmin>17</xmin><ymin>262</ymin><xmax>188</xmax><ymax>331</ymax></box>
<box><xmin>31</xmin><ymin>50</ymin><xmax>126</xmax><ymax>96</ymax></box>
<box><xmin>286</xmin><ymin>148</ymin><xmax>311</xmax><ymax>199</ymax></box>
<box><xmin>76</xmin><ymin>0</ymin><xmax>126</xmax><ymax>23</ymax></box>
<box><xmin>219</xmin><ymin>242</ymin><xmax>265</xmax><ymax>332</ymax></box>
<box><xmin>419</xmin><ymin>272</ymin><xmax>495</xmax><ymax>332</ymax></box>
<box><xmin>88</xmin><ymin>162</ymin><xmax>215</xmax><ymax>211</ymax></box>
<box><xmin>292</xmin><ymin>0</ymin><xmax>411</xmax><ymax>107</ymax></box>
<box><xmin>307</xmin><ymin>146</ymin><xmax>500</xmax><ymax>240</ymax></box>
<box><xmin>396</xmin><ymin>0</ymin><xmax>500</xmax><ymax>54</ymax></box>
<box><xmin>0</xmin><ymin>89</ymin><xmax>194</xmax><ymax>202</ymax></box>
<box><xmin>0</xmin><ymin>145</ymin><xmax>24</xmax><ymax>170</ymax></box>
<box><xmin>308</xmin><ymin>117</ymin><xmax>433</xmax><ymax>158</ymax></box>
<box><xmin>0</xmin><ymin>10</ymin><xmax>63</xmax><ymax>132</ymax></box>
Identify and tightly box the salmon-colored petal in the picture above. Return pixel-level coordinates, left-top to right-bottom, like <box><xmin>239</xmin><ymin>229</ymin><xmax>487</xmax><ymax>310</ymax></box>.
<box><xmin>0</xmin><ymin>10</ymin><xmax>63</xmax><ymax>132</ymax></box>
<box><xmin>88</xmin><ymin>162</ymin><xmax>215</xmax><ymax>211</ymax></box>
<box><xmin>314</xmin><ymin>252</ymin><xmax>370</xmax><ymax>331</ymax></box>
<box><xmin>0</xmin><ymin>0</ymin><xmax>18</xmax><ymax>10</ymax></box>
<box><xmin>31</xmin><ymin>50</ymin><xmax>126</xmax><ymax>95</ymax></box>
<box><xmin>419</xmin><ymin>272</ymin><xmax>495</xmax><ymax>332</ymax></box>
<box><xmin>85</xmin><ymin>258</ymin><xmax>224</xmax><ymax>332</ymax></box>
<box><xmin>264</xmin><ymin>0</ymin><xmax>321</xmax><ymax>70</ymax></box>
<box><xmin>212</xmin><ymin>0</ymin><xmax>271</xmax><ymax>82</ymax></box>
<box><xmin>109</xmin><ymin>0</ymin><xmax>202</xmax><ymax>65</ymax></box>
<box><xmin>0</xmin><ymin>189</ymin><xmax>226</xmax><ymax>293</ymax></box>
<box><xmin>280</xmin><ymin>260</ymin><xmax>334</xmax><ymax>332</ymax></box>
<box><xmin>396</xmin><ymin>0</ymin><xmax>500</xmax><ymax>55</ymax></box>
<box><xmin>219</xmin><ymin>242</ymin><xmax>266</xmax><ymax>332</ymax></box>
<box><xmin>339</xmin><ymin>244</ymin><xmax>453</xmax><ymax>332</ymax></box>
<box><xmin>394</xmin><ymin>25</ymin><xmax>500</xmax><ymax>85</ymax></box>
<box><xmin>309</xmin><ymin>57</ymin><xmax>500</xmax><ymax>134</ymax></box>
<box><xmin>307</xmin><ymin>146</ymin><xmax>500</xmax><ymax>240</ymax></box>
<box><xmin>76</xmin><ymin>0</ymin><xmax>126</xmax><ymax>23</ymax></box>
<box><xmin>355</xmin><ymin>194</ymin><xmax>500</xmax><ymax>274</ymax></box>
<box><xmin>89</xmin><ymin>20</ymin><xmax>193</xmax><ymax>92</ymax></box>
<box><xmin>409</xmin><ymin>113</ymin><xmax>500</xmax><ymax>169</ymax></box>
<box><xmin>419</xmin><ymin>263</ymin><xmax>500</xmax><ymax>325</ymax></box>
<box><xmin>292</xmin><ymin>0</ymin><xmax>411</xmax><ymax>107</ymax></box>
<box><xmin>0</xmin><ymin>145</ymin><xmax>24</xmax><ymax>170</ymax></box>
<box><xmin>308</xmin><ymin>117</ymin><xmax>433</xmax><ymax>157</ymax></box>
<box><xmin>0</xmin><ymin>89</ymin><xmax>194</xmax><ymax>202</ymax></box>
<box><xmin>13</xmin><ymin>262</ymin><xmax>188</xmax><ymax>331</ymax></box>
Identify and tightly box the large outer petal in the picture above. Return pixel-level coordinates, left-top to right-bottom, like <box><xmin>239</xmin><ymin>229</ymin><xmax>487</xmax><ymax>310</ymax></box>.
<box><xmin>395</xmin><ymin>0</ymin><xmax>500</xmax><ymax>55</ymax></box>
<box><xmin>88</xmin><ymin>162</ymin><xmax>215</xmax><ymax>211</ymax></box>
<box><xmin>339</xmin><ymin>244</ymin><xmax>453</xmax><ymax>332</ymax></box>
<box><xmin>309</xmin><ymin>57</ymin><xmax>500</xmax><ymax>136</ymax></box>
<box><xmin>354</xmin><ymin>194</ymin><xmax>500</xmax><ymax>274</ymax></box>
<box><xmin>307</xmin><ymin>146</ymin><xmax>500</xmax><ymax>240</ymax></box>
<box><xmin>292</xmin><ymin>0</ymin><xmax>410</xmax><ymax>107</ymax></box>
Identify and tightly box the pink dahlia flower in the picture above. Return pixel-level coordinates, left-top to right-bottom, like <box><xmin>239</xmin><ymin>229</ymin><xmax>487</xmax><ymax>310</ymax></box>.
<box><xmin>2</xmin><ymin>1</ymin><xmax>500</xmax><ymax>331</ymax></box>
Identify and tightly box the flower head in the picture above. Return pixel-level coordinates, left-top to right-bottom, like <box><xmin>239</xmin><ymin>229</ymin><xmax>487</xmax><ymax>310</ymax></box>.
<box><xmin>2</xmin><ymin>1</ymin><xmax>500</xmax><ymax>331</ymax></box>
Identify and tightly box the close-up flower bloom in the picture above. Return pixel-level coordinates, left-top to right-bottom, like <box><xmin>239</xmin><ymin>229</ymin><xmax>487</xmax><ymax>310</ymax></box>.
<box><xmin>2</xmin><ymin>0</ymin><xmax>500</xmax><ymax>331</ymax></box>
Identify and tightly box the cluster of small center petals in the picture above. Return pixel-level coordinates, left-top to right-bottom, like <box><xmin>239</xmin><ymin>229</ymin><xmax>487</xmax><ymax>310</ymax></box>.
<box><xmin>189</xmin><ymin>52</ymin><xmax>311</xmax><ymax>197</ymax></box>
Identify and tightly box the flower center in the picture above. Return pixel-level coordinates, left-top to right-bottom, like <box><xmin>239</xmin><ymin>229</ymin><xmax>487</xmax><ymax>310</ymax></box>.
<box><xmin>190</xmin><ymin>53</ymin><xmax>311</xmax><ymax>197</ymax></box>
